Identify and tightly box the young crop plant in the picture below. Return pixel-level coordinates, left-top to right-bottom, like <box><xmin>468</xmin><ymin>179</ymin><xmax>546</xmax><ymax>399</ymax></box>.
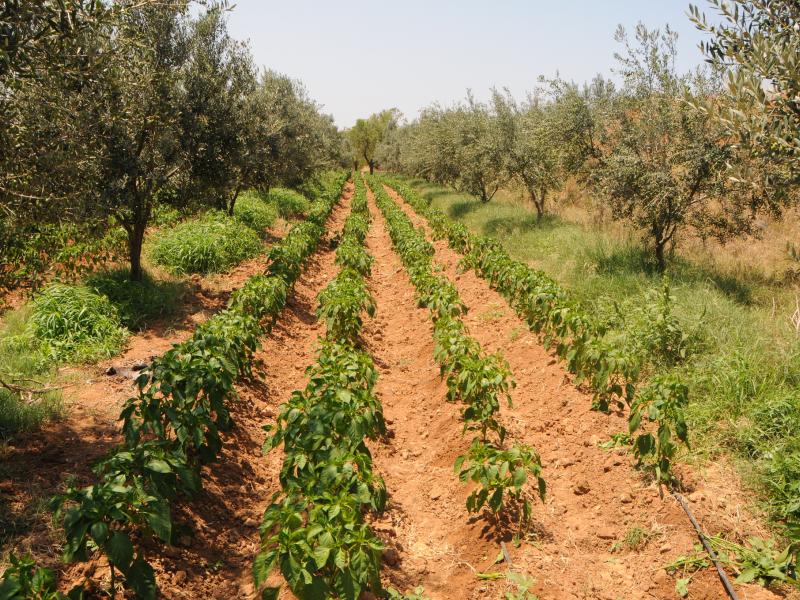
<box><xmin>19</xmin><ymin>173</ymin><xmax>349</xmax><ymax>599</ymax></box>
<box><xmin>368</xmin><ymin>175</ymin><xmax>515</xmax><ymax>447</ymax></box>
<box><xmin>381</xmin><ymin>175</ymin><xmax>692</xmax><ymax>488</ymax></box>
<box><xmin>255</xmin><ymin>182</ymin><xmax>389</xmax><ymax>599</ymax></box>
<box><xmin>0</xmin><ymin>554</ymin><xmax>83</xmax><ymax>600</ymax></box>
<box><xmin>316</xmin><ymin>269</ymin><xmax>376</xmax><ymax>345</ymax></box>
<box><xmin>455</xmin><ymin>438</ymin><xmax>546</xmax><ymax>532</ymax></box>
<box><xmin>629</xmin><ymin>374</ymin><xmax>689</xmax><ymax>487</ymax></box>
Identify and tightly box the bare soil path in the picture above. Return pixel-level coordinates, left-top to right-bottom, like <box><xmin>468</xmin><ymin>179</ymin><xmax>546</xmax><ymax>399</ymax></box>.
<box><xmin>2</xmin><ymin>188</ymin><xmax>353</xmax><ymax>599</ymax></box>
<box><xmin>141</xmin><ymin>184</ymin><xmax>355</xmax><ymax>600</ymax></box>
<box><xmin>380</xmin><ymin>184</ymin><xmax>779</xmax><ymax>600</ymax></box>
<box><xmin>1</xmin><ymin>225</ymin><xmax>293</xmax><ymax>572</ymax></box>
<box><xmin>361</xmin><ymin>185</ymin><xmax>501</xmax><ymax>598</ymax></box>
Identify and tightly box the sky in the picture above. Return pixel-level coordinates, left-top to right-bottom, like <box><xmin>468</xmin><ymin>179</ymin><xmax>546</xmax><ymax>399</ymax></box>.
<box><xmin>226</xmin><ymin>1</ymin><xmax>715</xmax><ymax>128</ymax></box>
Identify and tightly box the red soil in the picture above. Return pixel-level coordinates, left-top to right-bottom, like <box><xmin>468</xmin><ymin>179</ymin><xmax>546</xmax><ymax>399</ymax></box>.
<box><xmin>375</xmin><ymin>183</ymin><xmax>784</xmax><ymax>600</ymax></box>
<box><xmin>2</xmin><ymin>179</ymin><xmax>793</xmax><ymax>600</ymax></box>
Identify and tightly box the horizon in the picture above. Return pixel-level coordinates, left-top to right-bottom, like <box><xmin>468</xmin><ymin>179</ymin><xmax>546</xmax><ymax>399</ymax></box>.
<box><xmin>227</xmin><ymin>0</ymin><xmax>715</xmax><ymax>128</ymax></box>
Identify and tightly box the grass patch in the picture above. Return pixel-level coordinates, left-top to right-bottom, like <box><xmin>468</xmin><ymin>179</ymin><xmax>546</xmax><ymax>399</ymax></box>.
<box><xmin>86</xmin><ymin>268</ymin><xmax>185</xmax><ymax>331</ymax></box>
<box><xmin>0</xmin><ymin>308</ymin><xmax>64</xmax><ymax>437</ymax></box>
<box><xmin>265</xmin><ymin>187</ymin><xmax>310</xmax><ymax>219</ymax></box>
<box><xmin>148</xmin><ymin>212</ymin><xmax>262</xmax><ymax>275</ymax></box>
<box><xmin>26</xmin><ymin>283</ymin><xmax>128</xmax><ymax>363</ymax></box>
<box><xmin>404</xmin><ymin>176</ymin><xmax>800</xmax><ymax>526</ymax></box>
<box><xmin>234</xmin><ymin>190</ymin><xmax>279</xmax><ymax>235</ymax></box>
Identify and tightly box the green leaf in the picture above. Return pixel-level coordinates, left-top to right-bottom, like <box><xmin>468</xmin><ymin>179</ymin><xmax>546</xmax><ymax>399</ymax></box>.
<box><xmin>675</xmin><ymin>577</ymin><xmax>690</xmax><ymax>597</ymax></box>
<box><xmin>312</xmin><ymin>546</ymin><xmax>330</xmax><ymax>569</ymax></box>
<box><xmin>90</xmin><ymin>521</ymin><xmax>109</xmax><ymax>544</ymax></box>
<box><xmin>106</xmin><ymin>531</ymin><xmax>134</xmax><ymax>571</ymax></box>
<box><xmin>146</xmin><ymin>459</ymin><xmax>172</xmax><ymax>474</ymax></box>
<box><xmin>261</xmin><ymin>587</ymin><xmax>281</xmax><ymax>600</ymax></box>
<box><xmin>125</xmin><ymin>557</ymin><xmax>157</xmax><ymax>600</ymax></box>
<box><xmin>145</xmin><ymin>501</ymin><xmax>172</xmax><ymax>543</ymax></box>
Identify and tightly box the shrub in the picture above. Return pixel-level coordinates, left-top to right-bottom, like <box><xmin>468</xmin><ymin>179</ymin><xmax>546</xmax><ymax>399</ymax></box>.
<box><xmin>86</xmin><ymin>268</ymin><xmax>184</xmax><ymax>331</ymax></box>
<box><xmin>26</xmin><ymin>283</ymin><xmax>128</xmax><ymax>363</ymax></box>
<box><xmin>265</xmin><ymin>187</ymin><xmax>310</xmax><ymax>219</ymax></box>
<box><xmin>148</xmin><ymin>212</ymin><xmax>262</xmax><ymax>275</ymax></box>
<box><xmin>234</xmin><ymin>191</ymin><xmax>279</xmax><ymax>235</ymax></box>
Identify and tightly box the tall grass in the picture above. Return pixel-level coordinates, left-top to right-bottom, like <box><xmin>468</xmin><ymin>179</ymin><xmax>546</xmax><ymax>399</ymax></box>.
<box><xmin>86</xmin><ymin>268</ymin><xmax>184</xmax><ymax>331</ymax></box>
<box><xmin>406</xmin><ymin>177</ymin><xmax>800</xmax><ymax>525</ymax></box>
<box><xmin>265</xmin><ymin>187</ymin><xmax>310</xmax><ymax>219</ymax></box>
<box><xmin>233</xmin><ymin>190</ymin><xmax>279</xmax><ymax>235</ymax></box>
<box><xmin>0</xmin><ymin>308</ymin><xmax>64</xmax><ymax>436</ymax></box>
<box><xmin>26</xmin><ymin>283</ymin><xmax>128</xmax><ymax>363</ymax></box>
<box><xmin>148</xmin><ymin>211</ymin><xmax>262</xmax><ymax>275</ymax></box>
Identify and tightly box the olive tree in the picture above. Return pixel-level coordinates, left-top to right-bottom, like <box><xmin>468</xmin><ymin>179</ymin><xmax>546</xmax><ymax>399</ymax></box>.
<box><xmin>689</xmin><ymin>0</ymin><xmax>800</xmax><ymax>181</ymax></box>
<box><xmin>405</xmin><ymin>95</ymin><xmax>507</xmax><ymax>202</ymax></box>
<box><xmin>594</xmin><ymin>24</ymin><xmax>733</xmax><ymax>271</ymax></box>
<box><xmin>347</xmin><ymin>109</ymin><xmax>400</xmax><ymax>174</ymax></box>
<box><xmin>180</xmin><ymin>8</ymin><xmax>257</xmax><ymax>215</ymax></box>
<box><xmin>492</xmin><ymin>90</ymin><xmax>561</xmax><ymax>218</ymax></box>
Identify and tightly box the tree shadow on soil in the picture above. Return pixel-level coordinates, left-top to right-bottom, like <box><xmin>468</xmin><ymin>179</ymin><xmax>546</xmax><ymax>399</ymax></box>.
<box><xmin>588</xmin><ymin>243</ymin><xmax>758</xmax><ymax>306</ymax></box>
<box><xmin>0</xmin><ymin>419</ymin><xmax>120</xmax><ymax>565</ymax></box>
<box><xmin>482</xmin><ymin>214</ymin><xmax>561</xmax><ymax>238</ymax></box>
<box><xmin>447</xmin><ymin>201</ymin><xmax>481</xmax><ymax>220</ymax></box>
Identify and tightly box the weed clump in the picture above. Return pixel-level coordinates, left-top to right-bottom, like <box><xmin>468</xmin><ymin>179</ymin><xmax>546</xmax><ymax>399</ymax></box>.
<box><xmin>86</xmin><ymin>268</ymin><xmax>184</xmax><ymax>330</ymax></box>
<box><xmin>26</xmin><ymin>283</ymin><xmax>128</xmax><ymax>363</ymax></box>
<box><xmin>149</xmin><ymin>212</ymin><xmax>262</xmax><ymax>275</ymax></box>
<box><xmin>234</xmin><ymin>191</ymin><xmax>279</xmax><ymax>235</ymax></box>
<box><xmin>265</xmin><ymin>187</ymin><xmax>310</xmax><ymax>219</ymax></box>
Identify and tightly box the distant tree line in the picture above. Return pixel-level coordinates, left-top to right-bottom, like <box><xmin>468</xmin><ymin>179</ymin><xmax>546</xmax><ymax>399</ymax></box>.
<box><xmin>370</xmin><ymin>2</ymin><xmax>799</xmax><ymax>271</ymax></box>
<box><xmin>0</xmin><ymin>0</ymin><xmax>344</xmax><ymax>285</ymax></box>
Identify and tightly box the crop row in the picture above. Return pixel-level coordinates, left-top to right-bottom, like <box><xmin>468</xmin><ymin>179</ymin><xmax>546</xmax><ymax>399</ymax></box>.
<box><xmin>366</xmin><ymin>175</ymin><xmax>545</xmax><ymax>534</ymax></box>
<box><xmin>254</xmin><ymin>174</ymin><xmax>386</xmax><ymax>599</ymax></box>
<box><xmin>380</xmin><ymin>176</ymin><xmax>689</xmax><ymax>487</ymax></box>
<box><xmin>0</xmin><ymin>173</ymin><xmax>348</xmax><ymax>600</ymax></box>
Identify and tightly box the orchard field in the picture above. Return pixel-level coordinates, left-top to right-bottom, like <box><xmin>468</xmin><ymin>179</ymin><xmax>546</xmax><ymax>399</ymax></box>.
<box><xmin>2</xmin><ymin>2</ymin><xmax>800</xmax><ymax>600</ymax></box>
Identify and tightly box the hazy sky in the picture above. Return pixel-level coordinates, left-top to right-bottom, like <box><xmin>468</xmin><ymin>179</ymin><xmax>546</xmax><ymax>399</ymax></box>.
<box><xmin>226</xmin><ymin>1</ymin><xmax>713</xmax><ymax>128</ymax></box>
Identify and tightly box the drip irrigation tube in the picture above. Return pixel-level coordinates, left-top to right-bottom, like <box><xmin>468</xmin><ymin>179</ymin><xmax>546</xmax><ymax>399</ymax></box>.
<box><xmin>673</xmin><ymin>491</ymin><xmax>740</xmax><ymax>600</ymax></box>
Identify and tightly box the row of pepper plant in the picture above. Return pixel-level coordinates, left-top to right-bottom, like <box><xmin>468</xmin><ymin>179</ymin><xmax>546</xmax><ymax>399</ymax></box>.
<box><xmin>254</xmin><ymin>174</ymin><xmax>387</xmax><ymax>599</ymax></box>
<box><xmin>0</xmin><ymin>173</ymin><xmax>349</xmax><ymax>600</ymax></box>
<box><xmin>365</xmin><ymin>174</ymin><xmax>546</xmax><ymax>535</ymax></box>
<box><xmin>379</xmin><ymin>176</ymin><xmax>689</xmax><ymax>489</ymax></box>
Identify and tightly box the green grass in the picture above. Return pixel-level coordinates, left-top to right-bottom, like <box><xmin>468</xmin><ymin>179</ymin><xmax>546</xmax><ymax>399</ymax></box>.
<box><xmin>86</xmin><ymin>267</ymin><xmax>185</xmax><ymax>331</ymax></box>
<box><xmin>265</xmin><ymin>187</ymin><xmax>310</xmax><ymax>219</ymax></box>
<box><xmin>25</xmin><ymin>283</ymin><xmax>128</xmax><ymax>364</ymax></box>
<box><xmin>148</xmin><ymin>211</ymin><xmax>263</xmax><ymax>275</ymax></box>
<box><xmin>0</xmin><ymin>308</ymin><xmax>64</xmax><ymax>437</ymax></box>
<box><xmin>405</xmin><ymin>177</ymin><xmax>800</xmax><ymax>527</ymax></box>
<box><xmin>233</xmin><ymin>190</ymin><xmax>279</xmax><ymax>235</ymax></box>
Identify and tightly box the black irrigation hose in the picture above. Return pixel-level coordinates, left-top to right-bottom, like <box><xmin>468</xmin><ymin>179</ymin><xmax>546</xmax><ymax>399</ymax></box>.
<box><xmin>673</xmin><ymin>490</ymin><xmax>740</xmax><ymax>600</ymax></box>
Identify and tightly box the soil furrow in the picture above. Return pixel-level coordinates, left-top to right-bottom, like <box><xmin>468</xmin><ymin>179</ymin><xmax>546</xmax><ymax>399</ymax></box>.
<box><xmin>362</xmin><ymin>184</ymin><xmax>516</xmax><ymax>599</ymax></box>
<box><xmin>2</xmin><ymin>225</ymin><xmax>290</xmax><ymax>574</ymax></box>
<box><xmin>383</xmin><ymin>185</ymin><xmax>778</xmax><ymax>600</ymax></box>
<box><xmin>66</xmin><ymin>185</ymin><xmax>355</xmax><ymax>599</ymax></box>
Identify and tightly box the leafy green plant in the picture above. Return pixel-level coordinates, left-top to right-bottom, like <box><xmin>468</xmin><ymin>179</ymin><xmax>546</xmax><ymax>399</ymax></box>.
<box><xmin>383</xmin><ymin>176</ymin><xmax>692</xmax><ymax>487</ymax></box>
<box><xmin>455</xmin><ymin>439</ymin><xmax>545</xmax><ymax>530</ymax></box>
<box><xmin>148</xmin><ymin>212</ymin><xmax>262</xmax><ymax>275</ymax></box>
<box><xmin>30</xmin><ymin>173</ymin><xmax>348</xmax><ymax>600</ymax></box>
<box><xmin>254</xmin><ymin>492</ymin><xmax>384</xmax><ymax>600</ymax></box>
<box><xmin>504</xmin><ymin>572</ymin><xmax>539</xmax><ymax>600</ymax></box>
<box><xmin>629</xmin><ymin>374</ymin><xmax>689</xmax><ymax>486</ymax></box>
<box><xmin>316</xmin><ymin>269</ymin><xmax>376</xmax><ymax>345</ymax></box>
<box><xmin>0</xmin><ymin>554</ymin><xmax>82</xmax><ymax>600</ymax></box>
<box><xmin>266</xmin><ymin>187</ymin><xmax>311</xmax><ymax>219</ymax></box>
<box><xmin>233</xmin><ymin>190</ymin><xmax>279</xmax><ymax>235</ymax></box>
<box><xmin>26</xmin><ymin>283</ymin><xmax>128</xmax><ymax>363</ymax></box>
